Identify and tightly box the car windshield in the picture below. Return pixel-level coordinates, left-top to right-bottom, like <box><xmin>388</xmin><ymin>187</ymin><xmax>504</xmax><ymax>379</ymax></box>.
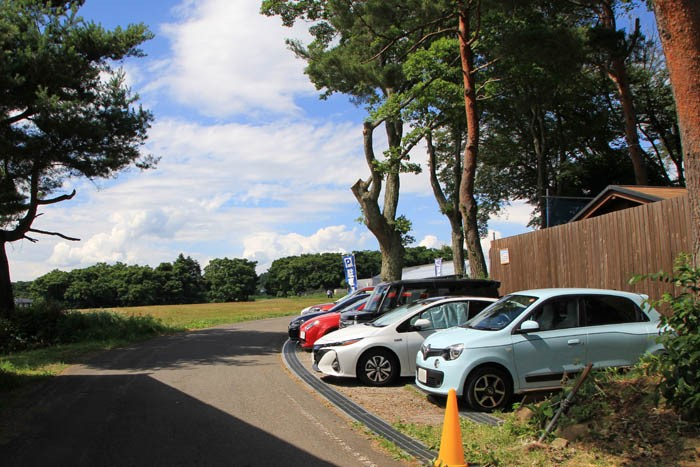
<box><xmin>467</xmin><ymin>294</ymin><xmax>537</xmax><ymax>330</ymax></box>
<box><xmin>362</xmin><ymin>283</ymin><xmax>392</xmax><ymax>313</ymax></box>
<box><xmin>369</xmin><ymin>298</ymin><xmax>441</xmax><ymax>327</ymax></box>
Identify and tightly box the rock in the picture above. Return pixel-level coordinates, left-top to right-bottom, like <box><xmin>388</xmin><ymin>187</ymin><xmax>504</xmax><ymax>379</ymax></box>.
<box><xmin>551</xmin><ymin>438</ymin><xmax>569</xmax><ymax>450</ymax></box>
<box><xmin>514</xmin><ymin>406</ymin><xmax>535</xmax><ymax>424</ymax></box>
<box><xmin>558</xmin><ymin>424</ymin><xmax>589</xmax><ymax>441</ymax></box>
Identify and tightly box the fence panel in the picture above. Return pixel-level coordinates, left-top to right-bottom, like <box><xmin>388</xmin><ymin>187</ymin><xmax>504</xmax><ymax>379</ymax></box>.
<box><xmin>488</xmin><ymin>195</ymin><xmax>691</xmax><ymax>303</ymax></box>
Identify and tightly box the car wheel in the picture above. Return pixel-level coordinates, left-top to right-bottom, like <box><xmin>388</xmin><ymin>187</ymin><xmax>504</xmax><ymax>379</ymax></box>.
<box><xmin>464</xmin><ymin>366</ymin><xmax>513</xmax><ymax>412</ymax></box>
<box><xmin>357</xmin><ymin>349</ymin><xmax>399</xmax><ymax>386</ymax></box>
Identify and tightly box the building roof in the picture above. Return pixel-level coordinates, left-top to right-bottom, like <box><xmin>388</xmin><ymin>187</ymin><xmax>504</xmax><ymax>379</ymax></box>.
<box><xmin>569</xmin><ymin>185</ymin><xmax>687</xmax><ymax>222</ymax></box>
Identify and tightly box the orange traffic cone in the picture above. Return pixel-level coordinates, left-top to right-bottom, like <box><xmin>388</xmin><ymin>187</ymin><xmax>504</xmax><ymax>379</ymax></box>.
<box><xmin>434</xmin><ymin>389</ymin><xmax>467</xmax><ymax>467</ymax></box>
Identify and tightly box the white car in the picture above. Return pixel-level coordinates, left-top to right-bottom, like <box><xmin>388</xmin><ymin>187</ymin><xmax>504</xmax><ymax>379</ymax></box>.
<box><xmin>312</xmin><ymin>296</ymin><xmax>497</xmax><ymax>386</ymax></box>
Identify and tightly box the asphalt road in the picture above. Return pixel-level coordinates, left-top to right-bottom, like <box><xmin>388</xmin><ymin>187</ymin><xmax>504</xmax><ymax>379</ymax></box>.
<box><xmin>0</xmin><ymin>317</ymin><xmax>409</xmax><ymax>467</ymax></box>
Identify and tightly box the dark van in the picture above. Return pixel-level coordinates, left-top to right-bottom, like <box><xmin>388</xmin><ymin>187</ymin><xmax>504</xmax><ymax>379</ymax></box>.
<box><xmin>339</xmin><ymin>277</ymin><xmax>500</xmax><ymax>328</ymax></box>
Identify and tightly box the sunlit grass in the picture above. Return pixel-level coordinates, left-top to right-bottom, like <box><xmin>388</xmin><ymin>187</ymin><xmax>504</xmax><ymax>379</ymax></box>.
<box><xmin>81</xmin><ymin>295</ymin><xmax>326</xmax><ymax>329</ymax></box>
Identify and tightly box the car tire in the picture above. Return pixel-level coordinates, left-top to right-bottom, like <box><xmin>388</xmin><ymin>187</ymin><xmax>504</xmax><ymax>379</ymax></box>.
<box><xmin>464</xmin><ymin>366</ymin><xmax>513</xmax><ymax>412</ymax></box>
<box><xmin>357</xmin><ymin>349</ymin><xmax>399</xmax><ymax>386</ymax></box>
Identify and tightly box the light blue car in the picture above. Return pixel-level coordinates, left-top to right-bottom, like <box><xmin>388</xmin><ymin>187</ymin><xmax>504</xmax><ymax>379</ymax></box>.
<box><xmin>415</xmin><ymin>288</ymin><xmax>664</xmax><ymax>412</ymax></box>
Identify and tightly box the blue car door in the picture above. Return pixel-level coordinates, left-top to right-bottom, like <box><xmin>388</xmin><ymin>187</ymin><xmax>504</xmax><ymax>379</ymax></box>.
<box><xmin>581</xmin><ymin>294</ymin><xmax>652</xmax><ymax>368</ymax></box>
<box><xmin>511</xmin><ymin>296</ymin><xmax>587</xmax><ymax>390</ymax></box>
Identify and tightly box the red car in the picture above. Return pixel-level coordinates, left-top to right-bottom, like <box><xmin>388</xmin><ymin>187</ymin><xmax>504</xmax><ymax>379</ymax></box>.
<box><xmin>299</xmin><ymin>286</ymin><xmax>374</xmax><ymax>316</ymax></box>
<box><xmin>299</xmin><ymin>297</ymin><xmax>368</xmax><ymax>350</ymax></box>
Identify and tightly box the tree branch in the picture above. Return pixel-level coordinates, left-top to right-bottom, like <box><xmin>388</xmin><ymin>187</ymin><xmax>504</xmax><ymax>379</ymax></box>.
<box><xmin>1</xmin><ymin>108</ymin><xmax>32</xmax><ymax>126</ymax></box>
<box><xmin>38</xmin><ymin>189</ymin><xmax>77</xmax><ymax>205</ymax></box>
<box><xmin>28</xmin><ymin>228</ymin><xmax>80</xmax><ymax>241</ymax></box>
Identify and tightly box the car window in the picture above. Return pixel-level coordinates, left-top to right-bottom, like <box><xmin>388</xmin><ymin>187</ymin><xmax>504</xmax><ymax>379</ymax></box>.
<box><xmin>529</xmin><ymin>297</ymin><xmax>579</xmax><ymax>331</ymax></box>
<box><xmin>469</xmin><ymin>295</ymin><xmax>536</xmax><ymax>330</ymax></box>
<box><xmin>372</xmin><ymin>301</ymin><xmax>428</xmax><ymax>327</ymax></box>
<box><xmin>581</xmin><ymin>295</ymin><xmax>647</xmax><ymax>326</ymax></box>
<box><xmin>396</xmin><ymin>287</ymin><xmax>430</xmax><ymax>307</ymax></box>
<box><xmin>468</xmin><ymin>300</ymin><xmax>492</xmax><ymax>319</ymax></box>
<box><xmin>408</xmin><ymin>301</ymin><xmax>471</xmax><ymax>330</ymax></box>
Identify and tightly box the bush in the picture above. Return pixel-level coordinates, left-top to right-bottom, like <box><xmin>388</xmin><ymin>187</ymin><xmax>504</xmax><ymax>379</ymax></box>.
<box><xmin>0</xmin><ymin>303</ymin><xmax>171</xmax><ymax>353</ymax></box>
<box><xmin>639</xmin><ymin>253</ymin><xmax>700</xmax><ymax>422</ymax></box>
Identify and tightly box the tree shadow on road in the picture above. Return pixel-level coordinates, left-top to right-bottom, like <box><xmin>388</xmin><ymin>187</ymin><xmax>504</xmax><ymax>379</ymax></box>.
<box><xmin>81</xmin><ymin>326</ymin><xmax>289</xmax><ymax>372</ymax></box>
<box><xmin>0</xmin><ymin>372</ymin><xmax>336</xmax><ymax>467</ymax></box>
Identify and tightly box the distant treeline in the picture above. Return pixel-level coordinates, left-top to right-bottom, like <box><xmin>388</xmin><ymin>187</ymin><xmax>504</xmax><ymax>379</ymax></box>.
<box><xmin>12</xmin><ymin>247</ymin><xmax>453</xmax><ymax>308</ymax></box>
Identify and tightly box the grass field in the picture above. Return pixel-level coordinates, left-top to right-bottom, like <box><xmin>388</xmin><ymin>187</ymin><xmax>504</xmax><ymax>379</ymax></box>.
<box><xmin>0</xmin><ymin>294</ymin><xmax>327</xmax><ymax>392</ymax></box>
<box><xmin>83</xmin><ymin>294</ymin><xmax>328</xmax><ymax>330</ymax></box>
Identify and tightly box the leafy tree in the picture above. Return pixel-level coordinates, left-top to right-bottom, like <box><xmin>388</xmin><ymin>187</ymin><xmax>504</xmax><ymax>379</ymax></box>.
<box><xmin>653</xmin><ymin>0</ymin><xmax>700</xmax><ymax>263</ymax></box>
<box><xmin>28</xmin><ymin>269</ymin><xmax>72</xmax><ymax>304</ymax></box>
<box><xmin>204</xmin><ymin>258</ymin><xmax>258</xmax><ymax>302</ymax></box>
<box><xmin>261</xmin><ymin>0</ymin><xmax>438</xmax><ymax>282</ymax></box>
<box><xmin>352</xmin><ymin>250</ymin><xmax>382</xmax><ymax>280</ymax></box>
<box><xmin>0</xmin><ymin>0</ymin><xmax>156</xmax><ymax>316</ymax></box>
<box><xmin>631</xmin><ymin>38</ymin><xmax>683</xmax><ymax>185</ymax></box>
<box><xmin>582</xmin><ymin>0</ymin><xmax>649</xmax><ymax>184</ymax></box>
<box><xmin>172</xmin><ymin>254</ymin><xmax>207</xmax><ymax>304</ymax></box>
<box><xmin>265</xmin><ymin>253</ymin><xmax>345</xmax><ymax>296</ymax></box>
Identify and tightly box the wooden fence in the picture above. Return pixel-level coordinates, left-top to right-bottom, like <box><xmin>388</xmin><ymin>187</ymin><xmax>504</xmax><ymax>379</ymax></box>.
<box><xmin>488</xmin><ymin>194</ymin><xmax>691</xmax><ymax>304</ymax></box>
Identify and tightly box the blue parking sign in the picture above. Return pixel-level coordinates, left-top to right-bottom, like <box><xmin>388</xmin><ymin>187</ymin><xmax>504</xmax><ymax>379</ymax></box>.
<box><xmin>343</xmin><ymin>254</ymin><xmax>358</xmax><ymax>291</ymax></box>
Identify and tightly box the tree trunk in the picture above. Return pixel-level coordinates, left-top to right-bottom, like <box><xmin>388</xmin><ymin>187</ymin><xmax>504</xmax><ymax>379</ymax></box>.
<box><xmin>530</xmin><ymin>104</ymin><xmax>548</xmax><ymax>228</ymax></box>
<box><xmin>351</xmin><ymin>121</ymin><xmax>405</xmax><ymax>282</ymax></box>
<box><xmin>449</xmin><ymin>217</ymin><xmax>466</xmax><ymax>276</ymax></box>
<box><xmin>598</xmin><ymin>2</ymin><xmax>648</xmax><ymax>185</ymax></box>
<box><xmin>0</xmin><ymin>240</ymin><xmax>15</xmax><ymax>317</ymax></box>
<box><xmin>427</xmin><ymin>131</ymin><xmax>465</xmax><ymax>276</ymax></box>
<box><xmin>457</xmin><ymin>4</ymin><xmax>488</xmax><ymax>278</ymax></box>
<box><xmin>653</xmin><ymin>0</ymin><xmax>700</xmax><ymax>263</ymax></box>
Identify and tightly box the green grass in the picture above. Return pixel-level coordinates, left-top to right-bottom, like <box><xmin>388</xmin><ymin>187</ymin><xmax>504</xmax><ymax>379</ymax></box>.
<box><xmin>82</xmin><ymin>295</ymin><xmax>326</xmax><ymax>329</ymax></box>
<box><xmin>0</xmin><ymin>295</ymin><xmax>325</xmax><ymax>393</ymax></box>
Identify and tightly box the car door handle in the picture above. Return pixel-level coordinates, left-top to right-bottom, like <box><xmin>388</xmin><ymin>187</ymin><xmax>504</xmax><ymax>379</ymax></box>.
<box><xmin>567</xmin><ymin>339</ymin><xmax>582</xmax><ymax>345</ymax></box>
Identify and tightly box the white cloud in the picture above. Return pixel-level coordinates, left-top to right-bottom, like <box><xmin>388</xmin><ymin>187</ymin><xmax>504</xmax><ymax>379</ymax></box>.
<box><xmin>492</xmin><ymin>199</ymin><xmax>534</xmax><ymax>226</ymax></box>
<box><xmin>418</xmin><ymin>235</ymin><xmax>444</xmax><ymax>249</ymax></box>
<box><xmin>242</xmin><ymin>225</ymin><xmax>375</xmax><ymax>272</ymax></box>
<box><xmin>156</xmin><ymin>0</ymin><xmax>315</xmax><ymax>117</ymax></box>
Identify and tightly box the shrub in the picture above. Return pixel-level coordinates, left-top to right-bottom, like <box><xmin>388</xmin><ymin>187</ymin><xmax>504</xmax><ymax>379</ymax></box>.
<box><xmin>0</xmin><ymin>303</ymin><xmax>171</xmax><ymax>353</ymax></box>
<box><xmin>637</xmin><ymin>253</ymin><xmax>700</xmax><ymax>422</ymax></box>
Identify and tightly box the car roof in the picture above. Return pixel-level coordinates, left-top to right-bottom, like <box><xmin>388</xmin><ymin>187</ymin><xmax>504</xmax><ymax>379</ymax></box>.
<box><xmin>508</xmin><ymin>288</ymin><xmax>648</xmax><ymax>300</ymax></box>
<box><xmin>376</xmin><ymin>277</ymin><xmax>500</xmax><ymax>287</ymax></box>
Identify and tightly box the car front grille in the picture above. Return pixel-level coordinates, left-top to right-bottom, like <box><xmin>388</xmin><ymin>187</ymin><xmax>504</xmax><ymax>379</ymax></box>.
<box><xmin>288</xmin><ymin>322</ymin><xmax>300</xmax><ymax>339</ymax></box>
<box><xmin>422</xmin><ymin>368</ymin><xmax>444</xmax><ymax>388</ymax></box>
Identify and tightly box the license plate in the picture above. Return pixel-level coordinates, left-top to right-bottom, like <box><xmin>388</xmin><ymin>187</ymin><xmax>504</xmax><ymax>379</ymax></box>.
<box><xmin>417</xmin><ymin>367</ymin><xmax>427</xmax><ymax>384</ymax></box>
<box><xmin>300</xmin><ymin>331</ymin><xmax>305</xmax><ymax>339</ymax></box>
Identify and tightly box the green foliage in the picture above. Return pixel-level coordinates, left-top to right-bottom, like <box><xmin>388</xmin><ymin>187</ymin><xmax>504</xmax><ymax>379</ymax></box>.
<box><xmin>0</xmin><ymin>0</ymin><xmax>156</xmax><ymax>313</ymax></box>
<box><xmin>265</xmin><ymin>253</ymin><xmax>345</xmax><ymax>297</ymax></box>
<box><xmin>636</xmin><ymin>254</ymin><xmax>700</xmax><ymax>421</ymax></box>
<box><xmin>203</xmin><ymin>258</ymin><xmax>258</xmax><ymax>302</ymax></box>
<box><xmin>27</xmin><ymin>255</ymin><xmax>207</xmax><ymax>308</ymax></box>
<box><xmin>0</xmin><ymin>302</ymin><xmax>170</xmax><ymax>354</ymax></box>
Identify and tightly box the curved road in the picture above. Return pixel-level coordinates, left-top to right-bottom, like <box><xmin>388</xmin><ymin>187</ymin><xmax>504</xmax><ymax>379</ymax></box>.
<box><xmin>0</xmin><ymin>317</ymin><xmax>410</xmax><ymax>467</ymax></box>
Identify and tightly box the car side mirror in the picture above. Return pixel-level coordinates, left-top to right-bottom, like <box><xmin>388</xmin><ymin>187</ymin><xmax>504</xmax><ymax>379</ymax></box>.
<box><xmin>518</xmin><ymin>320</ymin><xmax>540</xmax><ymax>333</ymax></box>
<box><xmin>413</xmin><ymin>318</ymin><xmax>432</xmax><ymax>330</ymax></box>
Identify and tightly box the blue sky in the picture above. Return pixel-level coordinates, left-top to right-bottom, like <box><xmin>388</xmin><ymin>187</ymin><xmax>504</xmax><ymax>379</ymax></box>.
<box><xmin>9</xmin><ymin>0</ymin><xmax>548</xmax><ymax>281</ymax></box>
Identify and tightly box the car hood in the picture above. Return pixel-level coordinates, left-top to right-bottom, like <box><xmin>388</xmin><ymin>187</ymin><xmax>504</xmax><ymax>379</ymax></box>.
<box><xmin>290</xmin><ymin>309</ymin><xmax>328</xmax><ymax>325</ymax></box>
<box><xmin>301</xmin><ymin>312</ymin><xmax>340</xmax><ymax>329</ymax></box>
<box><xmin>315</xmin><ymin>322</ymin><xmax>383</xmax><ymax>346</ymax></box>
<box><xmin>421</xmin><ymin>326</ymin><xmax>500</xmax><ymax>350</ymax></box>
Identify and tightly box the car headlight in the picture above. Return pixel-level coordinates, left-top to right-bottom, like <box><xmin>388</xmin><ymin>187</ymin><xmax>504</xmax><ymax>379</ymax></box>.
<box><xmin>305</xmin><ymin>319</ymin><xmax>320</xmax><ymax>330</ymax></box>
<box><xmin>443</xmin><ymin>343</ymin><xmax>464</xmax><ymax>361</ymax></box>
<box><xmin>325</xmin><ymin>338</ymin><xmax>363</xmax><ymax>347</ymax></box>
